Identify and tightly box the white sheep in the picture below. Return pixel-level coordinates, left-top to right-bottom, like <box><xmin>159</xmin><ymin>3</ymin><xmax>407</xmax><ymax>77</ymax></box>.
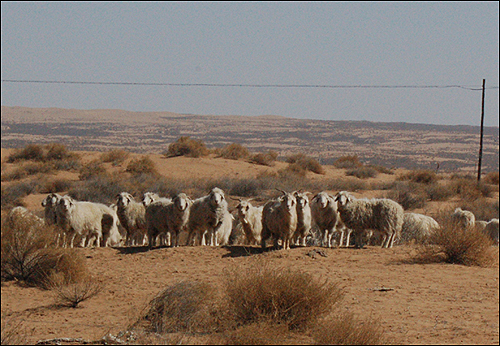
<box><xmin>56</xmin><ymin>195</ymin><xmax>122</xmax><ymax>248</ymax></box>
<box><xmin>216</xmin><ymin>210</ymin><xmax>234</xmax><ymax>246</ymax></box>
<box><xmin>233</xmin><ymin>198</ymin><xmax>263</xmax><ymax>245</ymax></box>
<box><xmin>334</xmin><ymin>191</ymin><xmax>404</xmax><ymax>249</ymax></box>
<box><xmin>261</xmin><ymin>190</ymin><xmax>298</xmax><ymax>250</ymax></box>
<box><xmin>451</xmin><ymin>208</ymin><xmax>476</xmax><ymax>231</ymax></box>
<box><xmin>310</xmin><ymin>191</ymin><xmax>349</xmax><ymax>247</ymax></box>
<box><xmin>163</xmin><ymin>193</ymin><xmax>192</xmax><ymax>247</ymax></box>
<box><xmin>115</xmin><ymin>192</ymin><xmax>147</xmax><ymax>246</ymax></box>
<box><xmin>186</xmin><ymin>187</ymin><xmax>229</xmax><ymax>246</ymax></box>
<box><xmin>398</xmin><ymin>212</ymin><xmax>440</xmax><ymax>244</ymax></box>
<box><xmin>483</xmin><ymin>218</ymin><xmax>499</xmax><ymax>245</ymax></box>
<box><xmin>292</xmin><ymin>191</ymin><xmax>312</xmax><ymax>247</ymax></box>
<box><xmin>142</xmin><ymin>192</ymin><xmax>172</xmax><ymax>207</ymax></box>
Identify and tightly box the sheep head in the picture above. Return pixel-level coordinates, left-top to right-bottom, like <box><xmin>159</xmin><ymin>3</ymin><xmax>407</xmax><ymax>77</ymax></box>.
<box><xmin>334</xmin><ymin>191</ymin><xmax>352</xmax><ymax>207</ymax></box>
<box><xmin>209</xmin><ymin>187</ymin><xmax>225</xmax><ymax>206</ymax></box>
<box><xmin>174</xmin><ymin>193</ymin><xmax>191</xmax><ymax>211</ymax></box>
<box><xmin>117</xmin><ymin>192</ymin><xmax>133</xmax><ymax>207</ymax></box>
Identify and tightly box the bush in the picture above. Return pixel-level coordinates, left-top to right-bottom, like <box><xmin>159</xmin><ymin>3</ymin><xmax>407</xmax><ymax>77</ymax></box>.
<box><xmin>224</xmin><ymin>261</ymin><xmax>343</xmax><ymax>331</ymax></box>
<box><xmin>398</xmin><ymin>169</ymin><xmax>437</xmax><ymax>184</ymax></box>
<box><xmin>249</xmin><ymin>151</ymin><xmax>278</xmax><ymax>166</ymax></box>
<box><xmin>126</xmin><ymin>156</ymin><xmax>158</xmax><ymax>176</ymax></box>
<box><xmin>286</xmin><ymin>153</ymin><xmax>325</xmax><ymax>175</ymax></box>
<box><xmin>312</xmin><ymin>313</ymin><xmax>386</xmax><ymax>345</ymax></box>
<box><xmin>450</xmin><ymin>178</ymin><xmax>494</xmax><ymax>200</ymax></box>
<box><xmin>48</xmin><ymin>274</ymin><xmax>103</xmax><ymax>308</ymax></box>
<box><xmin>137</xmin><ymin>281</ymin><xmax>221</xmax><ymax>334</ymax></box>
<box><xmin>483</xmin><ymin>172</ymin><xmax>499</xmax><ymax>185</ymax></box>
<box><xmin>220</xmin><ymin>143</ymin><xmax>250</xmax><ymax>160</ymax></box>
<box><xmin>1</xmin><ymin>211</ymin><xmax>88</xmax><ymax>287</ymax></box>
<box><xmin>346</xmin><ymin>166</ymin><xmax>378</xmax><ymax>179</ymax></box>
<box><xmin>333</xmin><ymin>155</ymin><xmax>362</xmax><ymax>169</ymax></box>
<box><xmin>165</xmin><ymin>136</ymin><xmax>210</xmax><ymax>158</ymax></box>
<box><xmin>7</xmin><ymin>144</ymin><xmax>45</xmax><ymax>162</ymax></box>
<box><xmin>414</xmin><ymin>214</ymin><xmax>497</xmax><ymax>267</ymax></box>
<box><xmin>387</xmin><ymin>182</ymin><xmax>427</xmax><ymax>210</ymax></box>
<box><xmin>1</xmin><ymin>181</ymin><xmax>39</xmax><ymax>210</ymax></box>
<box><xmin>100</xmin><ymin>149</ymin><xmax>130</xmax><ymax>166</ymax></box>
<box><xmin>45</xmin><ymin>143</ymin><xmax>74</xmax><ymax>161</ymax></box>
<box><xmin>79</xmin><ymin>160</ymin><xmax>108</xmax><ymax>180</ymax></box>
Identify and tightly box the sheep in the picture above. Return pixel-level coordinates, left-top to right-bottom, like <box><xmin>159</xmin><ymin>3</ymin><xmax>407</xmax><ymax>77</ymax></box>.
<box><xmin>56</xmin><ymin>195</ymin><xmax>122</xmax><ymax>248</ymax></box>
<box><xmin>398</xmin><ymin>212</ymin><xmax>440</xmax><ymax>244</ymax></box>
<box><xmin>261</xmin><ymin>190</ymin><xmax>298</xmax><ymax>250</ymax></box>
<box><xmin>292</xmin><ymin>191</ymin><xmax>312</xmax><ymax>247</ymax></box>
<box><xmin>8</xmin><ymin>206</ymin><xmax>45</xmax><ymax>227</ymax></box>
<box><xmin>161</xmin><ymin>193</ymin><xmax>192</xmax><ymax>248</ymax></box>
<box><xmin>310</xmin><ymin>191</ymin><xmax>349</xmax><ymax>248</ymax></box>
<box><xmin>41</xmin><ymin>193</ymin><xmax>63</xmax><ymax>226</ymax></box>
<box><xmin>483</xmin><ymin>219</ymin><xmax>499</xmax><ymax>245</ymax></box>
<box><xmin>451</xmin><ymin>208</ymin><xmax>476</xmax><ymax>231</ymax></box>
<box><xmin>186</xmin><ymin>187</ymin><xmax>229</xmax><ymax>246</ymax></box>
<box><xmin>115</xmin><ymin>192</ymin><xmax>147</xmax><ymax>246</ymax></box>
<box><xmin>142</xmin><ymin>192</ymin><xmax>168</xmax><ymax>208</ymax></box>
<box><xmin>334</xmin><ymin>191</ymin><xmax>404</xmax><ymax>249</ymax></box>
<box><xmin>233</xmin><ymin>198</ymin><xmax>263</xmax><ymax>245</ymax></box>
<box><xmin>216</xmin><ymin>210</ymin><xmax>234</xmax><ymax>246</ymax></box>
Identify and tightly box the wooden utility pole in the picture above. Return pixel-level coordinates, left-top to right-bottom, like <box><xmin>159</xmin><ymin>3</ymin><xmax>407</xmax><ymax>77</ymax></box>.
<box><xmin>477</xmin><ymin>79</ymin><xmax>485</xmax><ymax>182</ymax></box>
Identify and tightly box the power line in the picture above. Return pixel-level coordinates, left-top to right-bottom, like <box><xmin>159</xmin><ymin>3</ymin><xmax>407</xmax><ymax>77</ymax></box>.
<box><xmin>1</xmin><ymin>79</ymin><xmax>498</xmax><ymax>90</ymax></box>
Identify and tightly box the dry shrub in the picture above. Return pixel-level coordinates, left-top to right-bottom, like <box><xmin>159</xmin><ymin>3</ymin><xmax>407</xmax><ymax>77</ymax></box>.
<box><xmin>224</xmin><ymin>261</ymin><xmax>343</xmax><ymax>331</ymax></box>
<box><xmin>220</xmin><ymin>143</ymin><xmax>250</xmax><ymax>160</ymax></box>
<box><xmin>424</xmin><ymin>183</ymin><xmax>455</xmax><ymax>201</ymax></box>
<box><xmin>2</xmin><ymin>161</ymin><xmax>54</xmax><ymax>181</ymax></box>
<box><xmin>286</xmin><ymin>153</ymin><xmax>325</xmax><ymax>175</ymax></box>
<box><xmin>1</xmin><ymin>181</ymin><xmax>38</xmax><ymax>210</ymax></box>
<box><xmin>312</xmin><ymin>313</ymin><xmax>387</xmax><ymax>345</ymax></box>
<box><xmin>165</xmin><ymin>136</ymin><xmax>210</xmax><ymax>158</ymax></box>
<box><xmin>126</xmin><ymin>156</ymin><xmax>158</xmax><ymax>175</ymax></box>
<box><xmin>414</xmin><ymin>215</ymin><xmax>496</xmax><ymax>267</ymax></box>
<box><xmin>249</xmin><ymin>150</ymin><xmax>278</xmax><ymax>166</ymax></box>
<box><xmin>387</xmin><ymin>182</ymin><xmax>427</xmax><ymax>210</ymax></box>
<box><xmin>212</xmin><ymin>320</ymin><xmax>307</xmax><ymax>345</ymax></box>
<box><xmin>398</xmin><ymin>169</ymin><xmax>437</xmax><ymax>184</ymax></box>
<box><xmin>79</xmin><ymin>160</ymin><xmax>108</xmax><ymax>180</ymax></box>
<box><xmin>137</xmin><ymin>281</ymin><xmax>221</xmax><ymax>334</ymax></box>
<box><xmin>450</xmin><ymin>178</ymin><xmax>494</xmax><ymax>200</ymax></box>
<box><xmin>483</xmin><ymin>171</ymin><xmax>499</xmax><ymax>185</ymax></box>
<box><xmin>48</xmin><ymin>274</ymin><xmax>103</xmax><ymax>308</ymax></box>
<box><xmin>45</xmin><ymin>143</ymin><xmax>75</xmax><ymax>161</ymax></box>
<box><xmin>333</xmin><ymin>155</ymin><xmax>362</xmax><ymax>169</ymax></box>
<box><xmin>1</xmin><ymin>211</ymin><xmax>88</xmax><ymax>287</ymax></box>
<box><xmin>346</xmin><ymin>166</ymin><xmax>378</xmax><ymax>179</ymax></box>
<box><xmin>1</xmin><ymin>314</ymin><xmax>32</xmax><ymax>345</ymax></box>
<box><xmin>100</xmin><ymin>149</ymin><xmax>130</xmax><ymax>165</ymax></box>
<box><xmin>7</xmin><ymin>144</ymin><xmax>45</xmax><ymax>162</ymax></box>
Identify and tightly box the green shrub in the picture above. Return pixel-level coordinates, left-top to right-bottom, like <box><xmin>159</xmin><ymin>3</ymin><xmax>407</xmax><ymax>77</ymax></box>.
<box><xmin>165</xmin><ymin>136</ymin><xmax>210</xmax><ymax>158</ymax></box>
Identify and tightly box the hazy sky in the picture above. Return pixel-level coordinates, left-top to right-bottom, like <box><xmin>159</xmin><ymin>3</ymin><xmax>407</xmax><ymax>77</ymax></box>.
<box><xmin>1</xmin><ymin>2</ymin><xmax>499</xmax><ymax>127</ymax></box>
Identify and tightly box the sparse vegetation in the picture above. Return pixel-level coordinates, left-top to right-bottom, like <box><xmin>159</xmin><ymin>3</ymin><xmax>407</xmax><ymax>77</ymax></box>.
<box><xmin>48</xmin><ymin>275</ymin><xmax>103</xmax><ymax>308</ymax></box>
<box><xmin>414</xmin><ymin>212</ymin><xmax>497</xmax><ymax>267</ymax></box>
<box><xmin>100</xmin><ymin>149</ymin><xmax>130</xmax><ymax>166</ymax></box>
<box><xmin>219</xmin><ymin>143</ymin><xmax>250</xmax><ymax>160</ymax></box>
<box><xmin>165</xmin><ymin>136</ymin><xmax>210</xmax><ymax>158</ymax></box>
<box><xmin>286</xmin><ymin>153</ymin><xmax>325</xmax><ymax>175</ymax></box>
<box><xmin>126</xmin><ymin>156</ymin><xmax>158</xmax><ymax>176</ymax></box>
<box><xmin>249</xmin><ymin>150</ymin><xmax>278</xmax><ymax>166</ymax></box>
<box><xmin>346</xmin><ymin>166</ymin><xmax>378</xmax><ymax>179</ymax></box>
<box><xmin>398</xmin><ymin>169</ymin><xmax>438</xmax><ymax>184</ymax></box>
<box><xmin>333</xmin><ymin>155</ymin><xmax>362</xmax><ymax>169</ymax></box>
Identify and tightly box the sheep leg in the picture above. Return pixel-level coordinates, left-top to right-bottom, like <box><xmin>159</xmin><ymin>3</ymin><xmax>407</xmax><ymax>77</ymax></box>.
<box><xmin>338</xmin><ymin>230</ymin><xmax>344</xmax><ymax>248</ymax></box>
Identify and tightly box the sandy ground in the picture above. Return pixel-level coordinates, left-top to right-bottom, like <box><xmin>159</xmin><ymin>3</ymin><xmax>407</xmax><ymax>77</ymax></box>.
<box><xmin>1</xmin><ymin>148</ymin><xmax>499</xmax><ymax>345</ymax></box>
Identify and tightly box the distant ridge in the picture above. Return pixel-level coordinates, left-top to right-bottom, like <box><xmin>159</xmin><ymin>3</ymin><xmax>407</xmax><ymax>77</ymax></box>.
<box><xmin>1</xmin><ymin>106</ymin><xmax>498</xmax><ymax>172</ymax></box>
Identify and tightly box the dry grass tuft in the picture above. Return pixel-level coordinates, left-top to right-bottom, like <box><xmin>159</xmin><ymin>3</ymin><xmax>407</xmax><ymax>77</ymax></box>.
<box><xmin>223</xmin><ymin>261</ymin><xmax>343</xmax><ymax>331</ymax></box>
<box><xmin>165</xmin><ymin>136</ymin><xmax>210</xmax><ymax>158</ymax></box>
<box><xmin>219</xmin><ymin>143</ymin><xmax>250</xmax><ymax>160</ymax></box>
<box><xmin>311</xmin><ymin>313</ymin><xmax>387</xmax><ymax>345</ymax></box>
<box><xmin>249</xmin><ymin>150</ymin><xmax>278</xmax><ymax>166</ymax></box>
<box><xmin>48</xmin><ymin>274</ymin><xmax>103</xmax><ymax>308</ymax></box>
<box><xmin>414</xmin><ymin>215</ymin><xmax>497</xmax><ymax>267</ymax></box>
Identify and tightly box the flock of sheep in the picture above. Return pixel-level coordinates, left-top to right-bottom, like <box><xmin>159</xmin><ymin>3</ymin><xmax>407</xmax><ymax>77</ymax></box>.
<box><xmin>8</xmin><ymin>187</ymin><xmax>500</xmax><ymax>250</ymax></box>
